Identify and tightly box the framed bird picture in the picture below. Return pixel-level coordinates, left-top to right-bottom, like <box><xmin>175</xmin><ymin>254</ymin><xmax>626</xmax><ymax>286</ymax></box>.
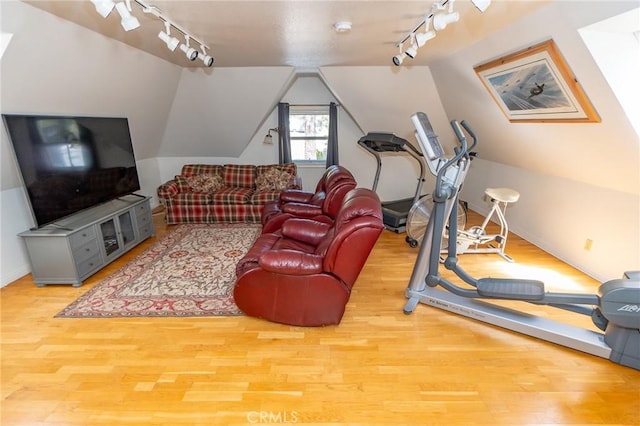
<box><xmin>474</xmin><ymin>39</ymin><xmax>600</xmax><ymax>123</ymax></box>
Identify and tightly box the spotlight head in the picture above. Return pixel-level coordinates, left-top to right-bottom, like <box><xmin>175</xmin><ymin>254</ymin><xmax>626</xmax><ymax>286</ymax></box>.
<box><xmin>433</xmin><ymin>11</ymin><xmax>460</xmax><ymax>31</ymax></box>
<box><xmin>91</xmin><ymin>0</ymin><xmax>115</xmax><ymax>18</ymax></box>
<box><xmin>416</xmin><ymin>31</ymin><xmax>436</xmax><ymax>47</ymax></box>
<box><xmin>471</xmin><ymin>0</ymin><xmax>491</xmax><ymax>12</ymax></box>
<box><xmin>115</xmin><ymin>2</ymin><xmax>140</xmax><ymax>31</ymax></box>
<box><xmin>201</xmin><ymin>54</ymin><xmax>214</xmax><ymax>67</ymax></box>
<box><xmin>158</xmin><ymin>31</ymin><xmax>180</xmax><ymax>51</ymax></box>
<box><xmin>392</xmin><ymin>54</ymin><xmax>405</xmax><ymax>66</ymax></box>
<box><xmin>405</xmin><ymin>44</ymin><xmax>418</xmax><ymax>59</ymax></box>
<box><xmin>180</xmin><ymin>44</ymin><xmax>198</xmax><ymax>61</ymax></box>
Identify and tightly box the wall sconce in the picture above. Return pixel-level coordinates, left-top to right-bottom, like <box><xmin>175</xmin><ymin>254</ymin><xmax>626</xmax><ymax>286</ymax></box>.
<box><xmin>263</xmin><ymin>128</ymin><xmax>278</xmax><ymax>144</ymax></box>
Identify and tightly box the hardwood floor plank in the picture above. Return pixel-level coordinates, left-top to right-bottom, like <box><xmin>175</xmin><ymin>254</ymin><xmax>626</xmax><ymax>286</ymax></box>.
<box><xmin>2</xmin><ymin>211</ymin><xmax>638</xmax><ymax>425</ymax></box>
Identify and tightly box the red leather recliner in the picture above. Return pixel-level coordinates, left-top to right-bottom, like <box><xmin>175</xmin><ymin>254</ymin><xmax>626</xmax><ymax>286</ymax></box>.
<box><xmin>234</xmin><ymin>188</ymin><xmax>384</xmax><ymax>326</ymax></box>
<box><xmin>261</xmin><ymin>165</ymin><xmax>357</xmax><ymax>234</ymax></box>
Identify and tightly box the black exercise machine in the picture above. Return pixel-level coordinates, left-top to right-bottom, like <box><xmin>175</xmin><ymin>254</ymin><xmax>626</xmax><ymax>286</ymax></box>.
<box><xmin>358</xmin><ymin>132</ymin><xmax>425</xmax><ymax>233</ymax></box>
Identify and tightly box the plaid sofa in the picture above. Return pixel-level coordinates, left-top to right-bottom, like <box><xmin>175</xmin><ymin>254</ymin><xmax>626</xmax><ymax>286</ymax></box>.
<box><xmin>157</xmin><ymin>164</ymin><xmax>301</xmax><ymax>224</ymax></box>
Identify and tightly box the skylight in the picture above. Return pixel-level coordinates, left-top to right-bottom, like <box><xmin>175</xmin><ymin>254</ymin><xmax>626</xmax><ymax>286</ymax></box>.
<box><xmin>579</xmin><ymin>8</ymin><xmax>640</xmax><ymax>138</ymax></box>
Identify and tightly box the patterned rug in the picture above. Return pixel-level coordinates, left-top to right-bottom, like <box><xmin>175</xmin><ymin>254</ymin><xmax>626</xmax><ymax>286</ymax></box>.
<box><xmin>56</xmin><ymin>224</ymin><xmax>261</xmax><ymax>318</ymax></box>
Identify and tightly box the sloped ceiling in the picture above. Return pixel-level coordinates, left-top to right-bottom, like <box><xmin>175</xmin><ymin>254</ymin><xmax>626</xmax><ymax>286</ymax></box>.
<box><xmin>23</xmin><ymin>0</ymin><xmax>550</xmax><ymax>68</ymax></box>
<box><xmin>159</xmin><ymin>67</ymin><xmax>296</xmax><ymax>157</ymax></box>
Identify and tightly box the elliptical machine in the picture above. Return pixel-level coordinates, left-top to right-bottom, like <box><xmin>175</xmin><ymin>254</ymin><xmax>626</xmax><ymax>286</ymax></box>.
<box><xmin>403</xmin><ymin>112</ymin><xmax>640</xmax><ymax>370</ymax></box>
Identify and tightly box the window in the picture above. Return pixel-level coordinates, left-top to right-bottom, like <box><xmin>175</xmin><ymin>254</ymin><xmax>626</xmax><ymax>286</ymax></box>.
<box><xmin>289</xmin><ymin>106</ymin><xmax>329</xmax><ymax>163</ymax></box>
<box><xmin>579</xmin><ymin>8</ymin><xmax>640</xmax><ymax>138</ymax></box>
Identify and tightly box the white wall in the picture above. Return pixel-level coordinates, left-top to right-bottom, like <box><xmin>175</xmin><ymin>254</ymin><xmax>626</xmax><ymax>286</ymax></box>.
<box><xmin>433</xmin><ymin>1</ymin><xmax>640</xmax><ymax>281</ymax></box>
<box><xmin>156</xmin><ymin>69</ymin><xmax>451</xmax><ymax>201</ymax></box>
<box><xmin>0</xmin><ymin>1</ymin><xmax>182</xmax><ymax>286</ymax></box>
<box><xmin>461</xmin><ymin>158</ymin><xmax>639</xmax><ymax>282</ymax></box>
<box><xmin>159</xmin><ymin>67</ymin><xmax>296</xmax><ymax>158</ymax></box>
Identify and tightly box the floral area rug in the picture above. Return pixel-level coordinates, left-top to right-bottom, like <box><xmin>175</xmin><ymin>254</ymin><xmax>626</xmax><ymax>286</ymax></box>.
<box><xmin>56</xmin><ymin>224</ymin><xmax>261</xmax><ymax>318</ymax></box>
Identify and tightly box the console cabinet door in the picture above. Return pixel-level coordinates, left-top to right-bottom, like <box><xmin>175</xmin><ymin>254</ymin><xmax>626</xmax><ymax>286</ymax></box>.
<box><xmin>118</xmin><ymin>211</ymin><xmax>136</xmax><ymax>250</ymax></box>
<box><xmin>99</xmin><ymin>218</ymin><xmax>122</xmax><ymax>261</ymax></box>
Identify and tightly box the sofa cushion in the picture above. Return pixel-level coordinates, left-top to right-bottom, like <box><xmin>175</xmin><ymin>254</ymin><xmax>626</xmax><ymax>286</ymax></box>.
<box><xmin>223</xmin><ymin>164</ymin><xmax>256</xmax><ymax>188</ymax></box>
<box><xmin>249</xmin><ymin>190</ymin><xmax>281</xmax><ymax>205</ymax></box>
<box><xmin>255</xmin><ymin>166</ymin><xmax>295</xmax><ymax>191</ymax></box>
<box><xmin>186</xmin><ymin>174</ymin><xmax>224</xmax><ymax>193</ymax></box>
<box><xmin>181</xmin><ymin>164</ymin><xmax>224</xmax><ymax>178</ymax></box>
<box><xmin>210</xmin><ymin>187</ymin><xmax>253</xmax><ymax>205</ymax></box>
<box><xmin>170</xmin><ymin>192</ymin><xmax>212</xmax><ymax>205</ymax></box>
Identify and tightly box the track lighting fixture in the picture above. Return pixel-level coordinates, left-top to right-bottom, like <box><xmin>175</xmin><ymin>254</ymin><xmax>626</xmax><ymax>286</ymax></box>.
<box><xmin>471</xmin><ymin>0</ymin><xmax>491</xmax><ymax>12</ymax></box>
<box><xmin>90</xmin><ymin>0</ymin><xmax>214</xmax><ymax>67</ymax></box>
<box><xmin>392</xmin><ymin>0</ymin><xmax>490</xmax><ymax>66</ymax></box>
<box><xmin>91</xmin><ymin>0</ymin><xmax>115</xmax><ymax>18</ymax></box>
<box><xmin>199</xmin><ymin>45</ymin><xmax>214</xmax><ymax>67</ymax></box>
<box><xmin>158</xmin><ymin>22</ymin><xmax>179</xmax><ymax>51</ymax></box>
<box><xmin>180</xmin><ymin>36</ymin><xmax>198</xmax><ymax>61</ymax></box>
<box><xmin>392</xmin><ymin>45</ymin><xmax>405</xmax><ymax>66</ymax></box>
<box><xmin>115</xmin><ymin>1</ymin><xmax>140</xmax><ymax>32</ymax></box>
<box><xmin>405</xmin><ymin>34</ymin><xmax>418</xmax><ymax>59</ymax></box>
<box><xmin>415</xmin><ymin>17</ymin><xmax>436</xmax><ymax>47</ymax></box>
<box><xmin>433</xmin><ymin>11</ymin><xmax>460</xmax><ymax>31</ymax></box>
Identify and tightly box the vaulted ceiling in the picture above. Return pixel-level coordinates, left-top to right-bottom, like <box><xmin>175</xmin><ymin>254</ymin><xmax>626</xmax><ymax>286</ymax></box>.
<box><xmin>24</xmin><ymin>0</ymin><xmax>549</xmax><ymax>68</ymax></box>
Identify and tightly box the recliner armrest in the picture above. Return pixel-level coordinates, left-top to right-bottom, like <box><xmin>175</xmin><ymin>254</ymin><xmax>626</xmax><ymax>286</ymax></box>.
<box><xmin>282</xmin><ymin>203</ymin><xmax>323</xmax><ymax>217</ymax></box>
<box><xmin>258</xmin><ymin>249</ymin><xmax>323</xmax><ymax>275</ymax></box>
<box><xmin>280</xmin><ymin>190</ymin><xmax>314</xmax><ymax>204</ymax></box>
<box><xmin>281</xmin><ymin>219</ymin><xmax>331</xmax><ymax>246</ymax></box>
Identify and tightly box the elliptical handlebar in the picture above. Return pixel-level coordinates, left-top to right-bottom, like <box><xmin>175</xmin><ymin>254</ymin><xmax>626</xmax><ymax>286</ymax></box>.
<box><xmin>459</xmin><ymin>120</ymin><xmax>478</xmax><ymax>153</ymax></box>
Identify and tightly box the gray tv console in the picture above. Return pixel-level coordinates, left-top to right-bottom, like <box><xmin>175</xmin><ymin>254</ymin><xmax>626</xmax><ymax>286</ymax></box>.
<box><xmin>19</xmin><ymin>194</ymin><xmax>154</xmax><ymax>287</ymax></box>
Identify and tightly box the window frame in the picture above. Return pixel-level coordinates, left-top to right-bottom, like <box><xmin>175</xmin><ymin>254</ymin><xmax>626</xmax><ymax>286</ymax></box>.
<box><xmin>288</xmin><ymin>105</ymin><xmax>330</xmax><ymax>165</ymax></box>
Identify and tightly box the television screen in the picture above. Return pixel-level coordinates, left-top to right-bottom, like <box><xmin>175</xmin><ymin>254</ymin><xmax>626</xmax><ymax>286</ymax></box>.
<box><xmin>2</xmin><ymin>114</ymin><xmax>141</xmax><ymax>228</ymax></box>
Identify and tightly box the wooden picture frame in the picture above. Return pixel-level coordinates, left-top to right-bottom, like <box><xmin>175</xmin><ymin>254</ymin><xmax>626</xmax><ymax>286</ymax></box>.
<box><xmin>474</xmin><ymin>39</ymin><xmax>600</xmax><ymax>123</ymax></box>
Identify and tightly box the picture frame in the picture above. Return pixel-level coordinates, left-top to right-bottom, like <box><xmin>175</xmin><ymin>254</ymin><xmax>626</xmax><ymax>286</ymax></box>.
<box><xmin>474</xmin><ymin>39</ymin><xmax>600</xmax><ymax>123</ymax></box>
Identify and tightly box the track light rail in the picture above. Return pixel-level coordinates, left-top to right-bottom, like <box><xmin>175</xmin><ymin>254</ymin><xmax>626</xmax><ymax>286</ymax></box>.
<box><xmin>392</xmin><ymin>0</ymin><xmax>491</xmax><ymax>66</ymax></box>
<box><xmin>134</xmin><ymin>1</ymin><xmax>209</xmax><ymax>51</ymax></box>
<box><xmin>90</xmin><ymin>0</ymin><xmax>213</xmax><ymax>66</ymax></box>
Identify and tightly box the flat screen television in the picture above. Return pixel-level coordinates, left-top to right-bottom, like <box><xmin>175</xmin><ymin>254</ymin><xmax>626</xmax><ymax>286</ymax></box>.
<box><xmin>2</xmin><ymin>114</ymin><xmax>141</xmax><ymax>228</ymax></box>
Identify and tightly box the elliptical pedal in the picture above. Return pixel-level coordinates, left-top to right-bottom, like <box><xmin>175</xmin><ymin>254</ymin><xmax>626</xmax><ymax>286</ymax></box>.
<box><xmin>477</xmin><ymin>278</ymin><xmax>545</xmax><ymax>301</ymax></box>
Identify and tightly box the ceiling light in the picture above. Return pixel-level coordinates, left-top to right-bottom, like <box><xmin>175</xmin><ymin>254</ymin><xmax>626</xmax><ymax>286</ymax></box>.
<box><xmin>405</xmin><ymin>34</ymin><xmax>418</xmax><ymax>59</ymax></box>
<box><xmin>392</xmin><ymin>45</ymin><xmax>405</xmax><ymax>66</ymax></box>
<box><xmin>416</xmin><ymin>30</ymin><xmax>436</xmax><ymax>47</ymax></box>
<box><xmin>392</xmin><ymin>0</ymin><xmax>484</xmax><ymax>65</ymax></box>
<box><xmin>91</xmin><ymin>0</ymin><xmax>213</xmax><ymax>67</ymax></box>
<box><xmin>91</xmin><ymin>0</ymin><xmax>115</xmax><ymax>18</ymax></box>
<box><xmin>158</xmin><ymin>22</ymin><xmax>179</xmax><ymax>51</ymax></box>
<box><xmin>180</xmin><ymin>36</ymin><xmax>198</xmax><ymax>61</ymax></box>
<box><xmin>471</xmin><ymin>0</ymin><xmax>491</xmax><ymax>13</ymax></box>
<box><xmin>416</xmin><ymin>17</ymin><xmax>436</xmax><ymax>47</ymax></box>
<box><xmin>115</xmin><ymin>1</ymin><xmax>140</xmax><ymax>31</ymax></box>
<box><xmin>433</xmin><ymin>11</ymin><xmax>460</xmax><ymax>31</ymax></box>
<box><xmin>199</xmin><ymin>45</ymin><xmax>214</xmax><ymax>67</ymax></box>
<box><xmin>334</xmin><ymin>21</ymin><xmax>352</xmax><ymax>33</ymax></box>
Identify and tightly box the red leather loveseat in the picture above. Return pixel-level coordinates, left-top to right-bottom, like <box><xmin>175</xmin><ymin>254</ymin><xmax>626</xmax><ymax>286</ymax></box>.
<box><xmin>261</xmin><ymin>164</ymin><xmax>357</xmax><ymax>234</ymax></box>
<box><xmin>234</xmin><ymin>188</ymin><xmax>384</xmax><ymax>326</ymax></box>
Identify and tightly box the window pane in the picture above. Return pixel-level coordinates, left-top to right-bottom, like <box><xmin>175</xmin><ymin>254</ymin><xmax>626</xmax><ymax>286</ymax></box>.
<box><xmin>291</xmin><ymin>139</ymin><xmax>327</xmax><ymax>161</ymax></box>
<box><xmin>290</xmin><ymin>114</ymin><xmax>329</xmax><ymax>137</ymax></box>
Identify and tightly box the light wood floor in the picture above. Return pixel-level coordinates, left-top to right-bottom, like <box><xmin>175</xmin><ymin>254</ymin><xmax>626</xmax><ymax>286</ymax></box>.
<box><xmin>2</xmin><ymin>210</ymin><xmax>638</xmax><ymax>425</ymax></box>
